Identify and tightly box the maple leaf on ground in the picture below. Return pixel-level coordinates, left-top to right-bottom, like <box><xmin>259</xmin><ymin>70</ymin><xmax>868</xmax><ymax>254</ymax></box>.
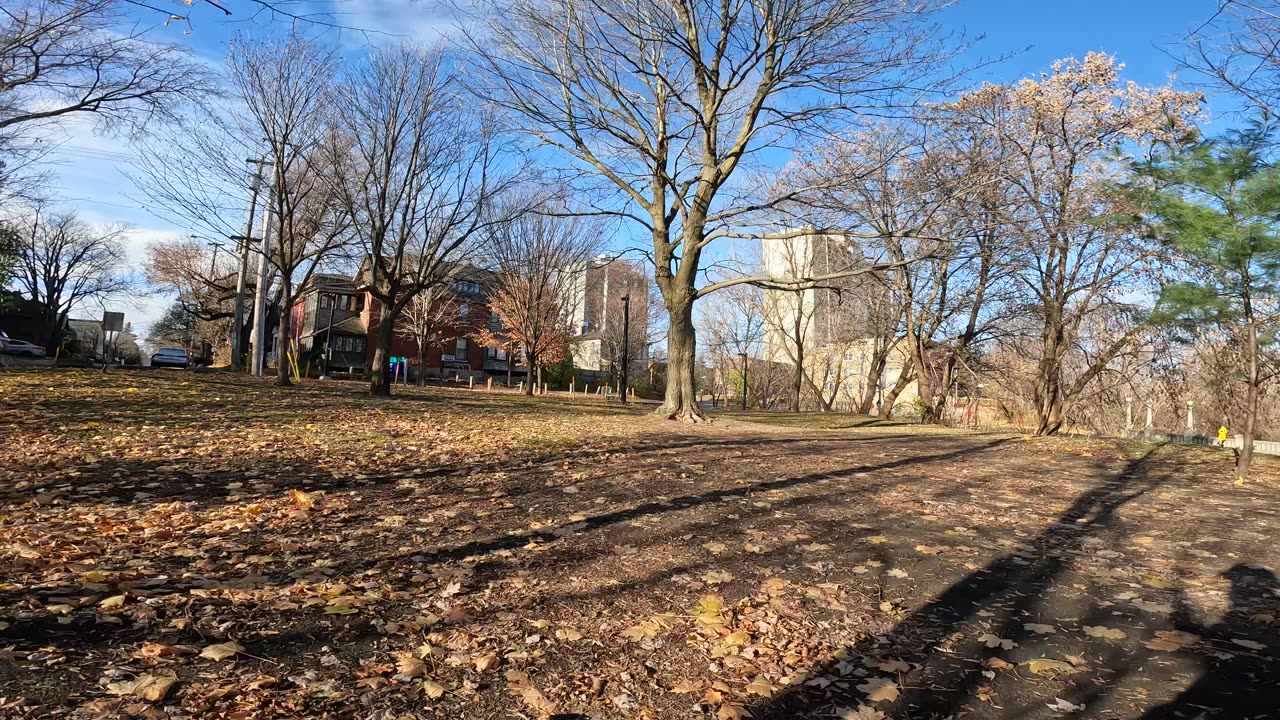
<box><xmin>1025</xmin><ymin>658</ymin><xmax>1080</xmax><ymax>677</ymax></box>
<box><xmin>857</xmin><ymin>678</ymin><xmax>900</xmax><ymax>703</ymax></box>
<box><xmin>978</xmin><ymin>633</ymin><xmax>1017</xmax><ymax>650</ymax></box>
<box><xmin>422</xmin><ymin>679</ymin><xmax>447</xmax><ymax>699</ymax></box>
<box><xmin>1082</xmin><ymin>625</ymin><xmax>1127</xmax><ymax>640</ymax></box>
<box><xmin>717</xmin><ymin>704</ymin><xmax>751</xmax><ymax>720</ymax></box>
<box><xmin>1024</xmin><ymin>623</ymin><xmax>1057</xmax><ymax>635</ymax></box>
<box><xmin>199</xmin><ymin>642</ymin><xmax>244</xmax><ymax>661</ymax></box>
<box><xmin>1145</xmin><ymin>630</ymin><xmax>1200</xmax><ymax>652</ymax></box>
<box><xmin>105</xmin><ymin>671</ymin><xmax>177</xmax><ymax>702</ymax></box>
<box><xmin>1047</xmin><ymin>697</ymin><xmax>1086</xmax><ymax>712</ymax></box>
<box><xmin>288</xmin><ymin>488</ymin><xmax>315</xmax><ymax>510</ymax></box>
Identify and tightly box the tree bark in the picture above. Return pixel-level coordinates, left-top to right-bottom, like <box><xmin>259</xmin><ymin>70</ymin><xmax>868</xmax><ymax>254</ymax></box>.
<box><xmin>524</xmin><ymin>352</ymin><xmax>535</xmax><ymax>395</ymax></box>
<box><xmin>658</xmin><ymin>298</ymin><xmax>702</xmax><ymax>421</ymax></box>
<box><xmin>370</xmin><ymin>302</ymin><xmax>396</xmax><ymax>397</ymax></box>
<box><xmin>276</xmin><ymin>283</ymin><xmax>294</xmax><ymax>387</ymax></box>
<box><xmin>857</xmin><ymin>350</ymin><xmax>890</xmax><ymax>415</ymax></box>
<box><xmin>877</xmin><ymin>368</ymin><xmax>915</xmax><ymax>420</ymax></box>
<box><xmin>416</xmin><ymin>340</ymin><xmax>427</xmax><ymax>387</ymax></box>
<box><xmin>1239</xmin><ymin>317</ymin><xmax>1259</xmax><ymax>480</ymax></box>
<box><xmin>1033</xmin><ymin>315</ymin><xmax>1067</xmax><ymax>435</ymax></box>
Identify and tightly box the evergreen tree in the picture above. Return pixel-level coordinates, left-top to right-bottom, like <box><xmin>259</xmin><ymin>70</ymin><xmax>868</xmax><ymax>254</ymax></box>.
<box><xmin>1133</xmin><ymin>118</ymin><xmax>1280</xmax><ymax>480</ymax></box>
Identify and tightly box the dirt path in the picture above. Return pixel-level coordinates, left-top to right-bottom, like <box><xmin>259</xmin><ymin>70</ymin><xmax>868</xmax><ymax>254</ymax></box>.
<box><xmin>1</xmin><ymin>370</ymin><xmax>1277</xmax><ymax>719</ymax></box>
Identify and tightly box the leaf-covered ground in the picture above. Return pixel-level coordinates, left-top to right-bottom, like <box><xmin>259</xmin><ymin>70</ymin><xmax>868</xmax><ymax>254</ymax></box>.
<box><xmin>2</xmin><ymin>369</ymin><xmax>1278</xmax><ymax>720</ymax></box>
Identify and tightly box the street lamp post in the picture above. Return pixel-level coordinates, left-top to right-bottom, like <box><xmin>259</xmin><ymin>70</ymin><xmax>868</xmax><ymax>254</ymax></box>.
<box><xmin>739</xmin><ymin>352</ymin><xmax>748</xmax><ymax>411</ymax></box>
<box><xmin>619</xmin><ymin>294</ymin><xmax>630</xmax><ymax>404</ymax></box>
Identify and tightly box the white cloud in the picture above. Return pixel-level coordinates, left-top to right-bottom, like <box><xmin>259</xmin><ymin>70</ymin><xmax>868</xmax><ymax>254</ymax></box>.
<box><xmin>322</xmin><ymin>0</ymin><xmax>461</xmax><ymax>48</ymax></box>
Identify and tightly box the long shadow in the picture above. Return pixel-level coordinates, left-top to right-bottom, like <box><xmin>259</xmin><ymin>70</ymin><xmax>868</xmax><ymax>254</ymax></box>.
<box><xmin>408</xmin><ymin>438</ymin><xmax>1010</xmax><ymax>567</ymax></box>
<box><xmin>1140</xmin><ymin>564</ymin><xmax>1280</xmax><ymax>718</ymax></box>
<box><xmin>751</xmin><ymin>445</ymin><xmax>1175</xmax><ymax>719</ymax></box>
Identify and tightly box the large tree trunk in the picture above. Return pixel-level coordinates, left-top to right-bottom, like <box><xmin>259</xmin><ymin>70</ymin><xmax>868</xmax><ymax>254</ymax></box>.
<box><xmin>524</xmin><ymin>351</ymin><xmax>535</xmax><ymax>395</ymax></box>
<box><xmin>1239</xmin><ymin>318</ymin><xmax>1259</xmax><ymax>480</ymax></box>
<box><xmin>657</xmin><ymin>298</ymin><xmax>702</xmax><ymax>421</ymax></box>
<box><xmin>276</xmin><ymin>284</ymin><xmax>294</xmax><ymax>387</ymax></box>
<box><xmin>370</xmin><ymin>303</ymin><xmax>396</xmax><ymax>397</ymax></box>
<box><xmin>877</xmin><ymin>368</ymin><xmax>915</xmax><ymax>420</ymax></box>
<box><xmin>1034</xmin><ymin>319</ymin><xmax>1067</xmax><ymax>435</ymax></box>
<box><xmin>856</xmin><ymin>346</ymin><xmax>891</xmax><ymax>415</ymax></box>
<box><xmin>416</xmin><ymin>340</ymin><xmax>427</xmax><ymax>387</ymax></box>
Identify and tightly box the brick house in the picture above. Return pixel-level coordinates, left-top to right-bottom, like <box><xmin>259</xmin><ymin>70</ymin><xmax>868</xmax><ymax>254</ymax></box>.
<box><xmin>290</xmin><ymin>268</ymin><xmax>518</xmax><ymax>380</ymax></box>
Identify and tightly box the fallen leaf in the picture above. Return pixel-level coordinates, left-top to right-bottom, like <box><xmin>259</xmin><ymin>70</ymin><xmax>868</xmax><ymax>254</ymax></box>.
<box><xmin>745</xmin><ymin>675</ymin><xmax>776</xmax><ymax>697</ymax></box>
<box><xmin>1047</xmin><ymin>697</ymin><xmax>1085</xmax><ymax>712</ymax></box>
<box><xmin>199</xmin><ymin>642</ymin><xmax>244</xmax><ymax>661</ymax></box>
<box><xmin>1025</xmin><ymin>658</ymin><xmax>1079</xmax><ymax>677</ymax></box>
<box><xmin>105</xmin><ymin>672</ymin><xmax>177</xmax><ymax>702</ymax></box>
<box><xmin>1232</xmin><ymin>638</ymin><xmax>1266</xmax><ymax>650</ymax></box>
<box><xmin>99</xmin><ymin>595</ymin><xmax>126</xmax><ymax>609</ymax></box>
<box><xmin>978</xmin><ymin>633</ymin><xmax>1017</xmax><ymax>650</ymax></box>
<box><xmin>396</xmin><ymin>654</ymin><xmax>428</xmax><ymax>678</ymax></box>
<box><xmin>288</xmin><ymin>488</ymin><xmax>315</xmax><ymax>510</ymax></box>
<box><xmin>717</xmin><ymin>704</ymin><xmax>751</xmax><ymax>720</ymax></box>
<box><xmin>857</xmin><ymin>678</ymin><xmax>899</xmax><ymax>703</ymax></box>
<box><xmin>422</xmin><ymin>679</ymin><xmax>447</xmax><ymax>699</ymax></box>
<box><xmin>1083</xmin><ymin>625</ymin><xmax>1127</xmax><ymax>640</ymax></box>
<box><xmin>1024</xmin><ymin>623</ymin><xmax>1057</xmax><ymax>635</ymax></box>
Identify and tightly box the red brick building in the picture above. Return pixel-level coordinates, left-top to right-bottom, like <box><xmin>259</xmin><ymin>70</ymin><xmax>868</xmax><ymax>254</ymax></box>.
<box><xmin>290</xmin><ymin>270</ymin><xmax>518</xmax><ymax>379</ymax></box>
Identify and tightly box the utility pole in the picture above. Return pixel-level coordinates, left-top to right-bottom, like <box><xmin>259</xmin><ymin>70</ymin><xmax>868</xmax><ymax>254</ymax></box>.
<box><xmin>231</xmin><ymin>158</ymin><xmax>269</xmax><ymax>371</ymax></box>
<box><xmin>739</xmin><ymin>351</ymin><xmax>748</xmax><ymax>411</ymax></box>
<box><xmin>619</xmin><ymin>294</ymin><xmax>630</xmax><ymax>404</ymax></box>
<box><xmin>320</xmin><ymin>292</ymin><xmax>336</xmax><ymax>379</ymax></box>
<box><xmin>251</xmin><ymin>158</ymin><xmax>278</xmax><ymax>377</ymax></box>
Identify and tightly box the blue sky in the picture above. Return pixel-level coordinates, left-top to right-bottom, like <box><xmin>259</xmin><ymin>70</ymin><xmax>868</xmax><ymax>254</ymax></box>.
<box><xmin>36</xmin><ymin>0</ymin><xmax>1232</xmax><ymax>337</ymax></box>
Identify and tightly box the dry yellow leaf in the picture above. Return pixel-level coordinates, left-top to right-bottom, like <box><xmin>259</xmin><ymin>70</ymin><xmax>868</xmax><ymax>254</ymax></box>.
<box><xmin>1024</xmin><ymin>658</ymin><xmax>1078</xmax><ymax>676</ymax></box>
<box><xmin>199</xmin><ymin>641</ymin><xmax>244</xmax><ymax>661</ymax></box>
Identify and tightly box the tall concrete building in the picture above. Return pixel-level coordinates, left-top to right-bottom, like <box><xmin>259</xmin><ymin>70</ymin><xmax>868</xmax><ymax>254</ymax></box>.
<box><xmin>760</xmin><ymin>231</ymin><xmax>916</xmax><ymax>411</ymax></box>
<box><xmin>564</xmin><ymin>257</ymin><xmax>649</xmax><ymax>376</ymax></box>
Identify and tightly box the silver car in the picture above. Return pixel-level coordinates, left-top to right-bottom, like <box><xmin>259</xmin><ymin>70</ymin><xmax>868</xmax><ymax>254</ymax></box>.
<box><xmin>150</xmin><ymin>348</ymin><xmax>189</xmax><ymax>368</ymax></box>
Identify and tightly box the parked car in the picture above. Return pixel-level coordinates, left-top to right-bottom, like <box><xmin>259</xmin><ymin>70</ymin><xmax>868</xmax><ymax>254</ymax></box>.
<box><xmin>150</xmin><ymin>348</ymin><xmax>190</xmax><ymax>368</ymax></box>
<box><xmin>1</xmin><ymin>338</ymin><xmax>46</xmax><ymax>357</ymax></box>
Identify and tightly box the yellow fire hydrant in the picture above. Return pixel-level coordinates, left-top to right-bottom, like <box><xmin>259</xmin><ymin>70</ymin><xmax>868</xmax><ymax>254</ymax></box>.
<box><xmin>1218</xmin><ymin>426</ymin><xmax>1229</xmax><ymax>444</ymax></box>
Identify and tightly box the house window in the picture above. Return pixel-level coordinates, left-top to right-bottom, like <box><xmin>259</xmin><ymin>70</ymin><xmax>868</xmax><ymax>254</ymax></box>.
<box><xmin>319</xmin><ymin>294</ymin><xmax>333</xmax><ymax>309</ymax></box>
<box><xmin>455</xmin><ymin>338</ymin><xmax>468</xmax><ymax>356</ymax></box>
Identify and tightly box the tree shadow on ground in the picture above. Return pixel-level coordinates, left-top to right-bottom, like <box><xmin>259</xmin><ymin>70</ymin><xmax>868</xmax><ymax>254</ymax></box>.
<box><xmin>1140</xmin><ymin>564</ymin><xmax>1280</xmax><ymax>718</ymax></box>
<box><xmin>744</xmin><ymin>445</ymin><xmax>1280</xmax><ymax>719</ymax></box>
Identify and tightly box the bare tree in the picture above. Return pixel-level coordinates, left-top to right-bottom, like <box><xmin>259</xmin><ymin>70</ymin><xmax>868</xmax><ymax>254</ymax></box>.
<box><xmin>330</xmin><ymin>43</ymin><xmax>513</xmax><ymax>397</ymax></box>
<box><xmin>472</xmin><ymin>0</ymin><xmax>958</xmax><ymax>421</ymax></box>
<box><xmin>0</xmin><ymin>0</ymin><xmax>215</xmax><ymax>194</ymax></box>
<box><xmin>12</xmin><ymin>208</ymin><xmax>136</xmax><ymax>347</ymax></box>
<box><xmin>226</xmin><ymin>35</ymin><xmax>348</xmax><ymax>385</ymax></box>
<box><xmin>396</xmin><ymin>285</ymin><xmax>470</xmax><ymax>386</ymax></box>
<box><xmin>1184</xmin><ymin>0</ymin><xmax>1280</xmax><ymax>115</ymax></box>
<box><xmin>942</xmin><ymin>54</ymin><xmax>1200</xmax><ymax>435</ymax></box>
<box><xmin>480</xmin><ymin>208</ymin><xmax>599</xmax><ymax>396</ymax></box>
